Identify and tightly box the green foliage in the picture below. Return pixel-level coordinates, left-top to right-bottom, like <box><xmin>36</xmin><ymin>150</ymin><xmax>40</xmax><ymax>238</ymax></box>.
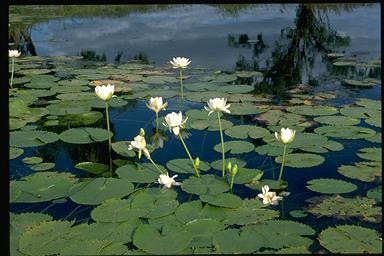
<box><xmin>306</xmin><ymin>178</ymin><xmax>357</xmax><ymax>194</ymax></box>
<box><xmin>275</xmin><ymin>153</ymin><xmax>325</xmax><ymax>168</ymax></box>
<box><xmin>181</xmin><ymin>175</ymin><xmax>229</xmax><ymax>195</ymax></box>
<box><xmin>213</xmin><ymin>140</ymin><xmax>255</xmax><ymax>154</ymax></box>
<box><xmin>59</xmin><ymin>127</ymin><xmax>112</xmax><ymax>144</ymax></box>
<box><xmin>337</xmin><ymin>161</ymin><xmax>381</xmax><ymax>182</ymax></box>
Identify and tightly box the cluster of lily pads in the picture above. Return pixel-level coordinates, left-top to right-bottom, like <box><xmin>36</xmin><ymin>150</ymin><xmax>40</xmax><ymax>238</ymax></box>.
<box><xmin>9</xmin><ymin>51</ymin><xmax>382</xmax><ymax>254</ymax></box>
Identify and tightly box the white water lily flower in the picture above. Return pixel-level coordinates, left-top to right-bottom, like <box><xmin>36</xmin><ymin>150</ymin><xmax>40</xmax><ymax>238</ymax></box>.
<box><xmin>95</xmin><ymin>84</ymin><xmax>115</xmax><ymax>101</ymax></box>
<box><xmin>204</xmin><ymin>98</ymin><xmax>231</xmax><ymax>116</ymax></box>
<box><xmin>146</xmin><ymin>97</ymin><xmax>168</xmax><ymax>113</ymax></box>
<box><xmin>275</xmin><ymin>127</ymin><xmax>296</xmax><ymax>144</ymax></box>
<box><xmin>257</xmin><ymin>185</ymin><xmax>283</xmax><ymax>205</ymax></box>
<box><xmin>169</xmin><ymin>57</ymin><xmax>191</xmax><ymax>69</ymax></box>
<box><xmin>163</xmin><ymin>111</ymin><xmax>188</xmax><ymax>136</ymax></box>
<box><xmin>128</xmin><ymin>135</ymin><xmax>151</xmax><ymax>159</ymax></box>
<box><xmin>9</xmin><ymin>50</ymin><xmax>21</xmax><ymax>58</ymax></box>
<box><xmin>158</xmin><ymin>172</ymin><xmax>181</xmax><ymax>188</ymax></box>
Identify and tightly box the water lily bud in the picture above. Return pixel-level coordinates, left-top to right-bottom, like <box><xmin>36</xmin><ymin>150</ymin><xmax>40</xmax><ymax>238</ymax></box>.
<box><xmin>195</xmin><ymin>157</ymin><xmax>200</xmax><ymax>169</ymax></box>
<box><xmin>139</xmin><ymin>128</ymin><xmax>145</xmax><ymax>137</ymax></box>
<box><xmin>231</xmin><ymin>164</ymin><xmax>238</xmax><ymax>176</ymax></box>
<box><xmin>226</xmin><ymin>162</ymin><xmax>232</xmax><ymax>173</ymax></box>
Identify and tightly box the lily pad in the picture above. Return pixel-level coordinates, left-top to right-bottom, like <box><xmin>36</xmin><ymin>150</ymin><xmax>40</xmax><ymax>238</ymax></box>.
<box><xmin>47</xmin><ymin>100</ymin><xmax>92</xmax><ymax>116</ymax></box>
<box><xmin>357</xmin><ymin>147</ymin><xmax>381</xmax><ymax>161</ymax></box>
<box><xmin>75</xmin><ymin>162</ymin><xmax>109</xmax><ymax>175</ymax></box>
<box><xmin>286</xmin><ymin>105</ymin><xmax>338</xmax><ymax>116</ymax></box>
<box><xmin>59</xmin><ymin>127</ymin><xmax>112</xmax><ymax>144</ymax></box>
<box><xmin>91</xmin><ymin>198</ymin><xmax>147</xmax><ymax>222</ymax></box>
<box><xmin>228</xmin><ymin>102</ymin><xmax>268</xmax><ymax>115</ymax></box>
<box><xmin>256</xmin><ymin>109</ymin><xmax>312</xmax><ymax>128</ymax></box>
<box><xmin>214</xmin><ymin>140</ymin><xmax>254</xmax><ymax>154</ymax></box>
<box><xmin>60</xmin><ymin>240</ymin><xmax>129</xmax><ymax>255</ymax></box>
<box><xmin>44</xmin><ymin>111</ymin><xmax>103</xmax><ymax>127</ymax></box>
<box><xmin>210</xmin><ymin>157</ymin><xmax>246</xmax><ymax>170</ymax></box>
<box><xmin>217</xmin><ymin>84</ymin><xmax>254</xmax><ymax>94</ymax></box>
<box><xmin>175</xmin><ymin>200</ymin><xmax>228</xmax><ymax>224</ymax></box>
<box><xmin>181</xmin><ymin>174</ymin><xmax>229</xmax><ymax>195</ymax></box>
<box><xmin>166</xmin><ymin>158</ymin><xmax>210</xmax><ymax>174</ymax></box>
<box><xmin>10</xmin><ymin>172</ymin><xmax>78</xmax><ymax>203</ymax></box>
<box><xmin>190</xmin><ymin>119</ymin><xmax>233</xmax><ymax>131</ymax></box>
<box><xmin>245</xmin><ymin>179</ymin><xmax>288</xmax><ymax>191</ymax></box>
<box><xmin>306</xmin><ymin>178</ymin><xmax>357</xmax><ymax>194</ymax></box>
<box><xmin>255</xmin><ymin>144</ymin><xmax>294</xmax><ymax>156</ymax></box>
<box><xmin>184</xmin><ymin>82</ymin><xmax>221</xmax><ymax>92</ymax></box>
<box><xmin>313</xmin><ymin>115</ymin><xmax>360</xmax><ymax>126</ymax></box>
<box><xmin>142</xmin><ymin>75</ymin><xmax>178</xmax><ymax>84</ymax></box>
<box><xmin>10</xmin><ymin>147</ymin><xmax>24</xmax><ymax>160</ymax></box>
<box><xmin>289</xmin><ymin>210</ymin><xmax>308</xmax><ymax>218</ymax></box>
<box><xmin>212</xmin><ymin>228</ymin><xmax>263</xmax><ymax>254</ymax></box>
<box><xmin>224</xmin><ymin>125</ymin><xmax>269</xmax><ymax>139</ymax></box>
<box><xmin>364</xmin><ymin>116</ymin><xmax>381</xmax><ymax>127</ymax></box>
<box><xmin>275</xmin><ymin>153</ymin><xmax>325</xmax><ymax>168</ymax></box>
<box><xmin>314</xmin><ymin>125</ymin><xmax>376</xmax><ymax>139</ymax></box>
<box><xmin>115</xmin><ymin>163</ymin><xmax>165</xmax><ymax>183</ymax></box>
<box><xmin>22</xmin><ymin>156</ymin><xmax>43</xmax><ymax>165</ymax></box>
<box><xmin>365</xmin><ymin>132</ymin><xmax>381</xmax><ymax>143</ymax></box>
<box><xmin>318</xmin><ymin>225</ymin><xmax>382</xmax><ymax>253</ymax></box>
<box><xmin>30</xmin><ymin>162</ymin><xmax>55</xmax><ymax>171</ymax></box>
<box><xmin>69</xmin><ymin>178</ymin><xmax>134</xmax><ymax>205</ymax></box>
<box><xmin>306</xmin><ymin>195</ymin><xmax>381</xmax><ymax>223</ymax></box>
<box><xmin>339</xmin><ymin>106</ymin><xmax>379</xmax><ymax>119</ymax></box>
<box><xmin>337</xmin><ymin>161</ymin><xmax>381</xmax><ymax>182</ymax></box>
<box><xmin>366</xmin><ymin>185</ymin><xmax>382</xmax><ymax>203</ymax></box>
<box><xmin>111</xmin><ymin>141</ymin><xmax>136</xmax><ymax>157</ymax></box>
<box><xmin>227</xmin><ymin>167</ymin><xmax>263</xmax><ymax>184</ymax></box>
<box><xmin>200</xmin><ymin>193</ymin><xmax>242</xmax><ymax>208</ymax></box>
<box><xmin>343</xmin><ymin>78</ymin><xmax>378</xmax><ymax>87</ymax></box>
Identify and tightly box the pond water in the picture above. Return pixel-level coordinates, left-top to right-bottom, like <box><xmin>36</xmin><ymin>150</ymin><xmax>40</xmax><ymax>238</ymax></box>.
<box><xmin>9</xmin><ymin>4</ymin><xmax>382</xmax><ymax>255</ymax></box>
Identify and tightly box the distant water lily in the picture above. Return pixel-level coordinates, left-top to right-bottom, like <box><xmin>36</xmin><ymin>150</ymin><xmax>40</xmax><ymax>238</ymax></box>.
<box><xmin>94</xmin><ymin>84</ymin><xmax>116</xmax><ymax>176</ymax></box>
<box><xmin>275</xmin><ymin>127</ymin><xmax>296</xmax><ymax>181</ymax></box>
<box><xmin>163</xmin><ymin>111</ymin><xmax>199</xmax><ymax>177</ymax></box>
<box><xmin>170</xmin><ymin>57</ymin><xmax>191</xmax><ymax>98</ymax></box>
<box><xmin>258</xmin><ymin>185</ymin><xmax>283</xmax><ymax>205</ymax></box>
<box><xmin>158</xmin><ymin>172</ymin><xmax>181</xmax><ymax>188</ymax></box>
<box><xmin>146</xmin><ymin>97</ymin><xmax>167</xmax><ymax>131</ymax></box>
<box><xmin>9</xmin><ymin>50</ymin><xmax>21</xmax><ymax>89</ymax></box>
<box><xmin>205</xmin><ymin>98</ymin><xmax>231</xmax><ymax>177</ymax></box>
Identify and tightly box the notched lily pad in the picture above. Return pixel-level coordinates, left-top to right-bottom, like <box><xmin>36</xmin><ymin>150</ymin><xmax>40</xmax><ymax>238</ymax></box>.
<box><xmin>60</xmin><ymin>127</ymin><xmax>112</xmax><ymax>144</ymax></box>
<box><xmin>275</xmin><ymin>153</ymin><xmax>325</xmax><ymax>168</ymax></box>
<box><xmin>10</xmin><ymin>130</ymin><xmax>59</xmax><ymax>148</ymax></box>
<box><xmin>306</xmin><ymin>178</ymin><xmax>357</xmax><ymax>194</ymax></box>
<box><xmin>181</xmin><ymin>174</ymin><xmax>229</xmax><ymax>195</ymax></box>
<box><xmin>214</xmin><ymin>140</ymin><xmax>255</xmax><ymax>154</ymax></box>
<box><xmin>200</xmin><ymin>193</ymin><xmax>242</xmax><ymax>208</ymax></box>
<box><xmin>166</xmin><ymin>158</ymin><xmax>210</xmax><ymax>174</ymax></box>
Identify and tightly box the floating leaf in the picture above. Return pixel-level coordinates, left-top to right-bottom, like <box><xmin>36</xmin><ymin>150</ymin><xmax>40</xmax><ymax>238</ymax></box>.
<box><xmin>286</xmin><ymin>105</ymin><xmax>338</xmax><ymax>116</ymax></box>
<box><xmin>227</xmin><ymin>167</ymin><xmax>263</xmax><ymax>184</ymax></box>
<box><xmin>184</xmin><ymin>82</ymin><xmax>220</xmax><ymax>92</ymax></box>
<box><xmin>10</xmin><ymin>147</ymin><xmax>24</xmax><ymax>160</ymax></box>
<box><xmin>60</xmin><ymin>127</ymin><xmax>112</xmax><ymax>144</ymax></box>
<box><xmin>190</xmin><ymin>119</ymin><xmax>233</xmax><ymax>131</ymax></box>
<box><xmin>256</xmin><ymin>109</ymin><xmax>311</xmax><ymax>128</ymax></box>
<box><xmin>10</xmin><ymin>130</ymin><xmax>59</xmax><ymax>148</ymax></box>
<box><xmin>357</xmin><ymin>147</ymin><xmax>381</xmax><ymax>161</ymax></box>
<box><xmin>214</xmin><ymin>140</ymin><xmax>254</xmax><ymax>154</ymax></box>
<box><xmin>245</xmin><ymin>179</ymin><xmax>288</xmax><ymax>191</ymax></box>
<box><xmin>224</xmin><ymin>125</ymin><xmax>269</xmax><ymax>139</ymax></box>
<box><xmin>75</xmin><ymin>162</ymin><xmax>109</xmax><ymax>175</ymax></box>
<box><xmin>339</xmin><ymin>106</ymin><xmax>379</xmax><ymax>119</ymax></box>
<box><xmin>115</xmin><ymin>163</ymin><xmax>165</xmax><ymax>183</ymax></box>
<box><xmin>255</xmin><ymin>144</ymin><xmax>293</xmax><ymax>156</ymax></box>
<box><xmin>318</xmin><ymin>225</ymin><xmax>382</xmax><ymax>253</ymax></box>
<box><xmin>10</xmin><ymin>172</ymin><xmax>77</xmax><ymax>203</ymax></box>
<box><xmin>91</xmin><ymin>198</ymin><xmax>147</xmax><ymax>222</ymax></box>
<box><xmin>365</xmin><ymin>116</ymin><xmax>381</xmax><ymax>128</ymax></box>
<box><xmin>343</xmin><ymin>78</ymin><xmax>378</xmax><ymax>87</ymax></box>
<box><xmin>175</xmin><ymin>200</ymin><xmax>228</xmax><ymax>224</ymax></box>
<box><xmin>22</xmin><ymin>156</ymin><xmax>43</xmax><ymax>165</ymax></box>
<box><xmin>228</xmin><ymin>102</ymin><xmax>268</xmax><ymax>115</ymax></box>
<box><xmin>44</xmin><ymin>111</ymin><xmax>103</xmax><ymax>127</ymax></box>
<box><xmin>217</xmin><ymin>84</ymin><xmax>254</xmax><ymax>94</ymax></box>
<box><xmin>166</xmin><ymin>158</ymin><xmax>210</xmax><ymax>174</ymax></box>
<box><xmin>337</xmin><ymin>161</ymin><xmax>381</xmax><ymax>182</ymax></box>
<box><xmin>47</xmin><ymin>100</ymin><xmax>92</xmax><ymax>116</ymax></box>
<box><xmin>30</xmin><ymin>162</ymin><xmax>55</xmax><ymax>171</ymax></box>
<box><xmin>210</xmin><ymin>157</ymin><xmax>246</xmax><ymax>170</ymax></box>
<box><xmin>111</xmin><ymin>141</ymin><xmax>136</xmax><ymax>157</ymax></box>
<box><xmin>289</xmin><ymin>210</ymin><xmax>308</xmax><ymax>218</ymax></box>
<box><xmin>200</xmin><ymin>193</ymin><xmax>242</xmax><ymax>208</ymax></box>
<box><xmin>355</xmin><ymin>98</ymin><xmax>381</xmax><ymax>110</ymax></box>
<box><xmin>275</xmin><ymin>153</ymin><xmax>325</xmax><ymax>168</ymax></box>
<box><xmin>306</xmin><ymin>178</ymin><xmax>357</xmax><ymax>194</ymax></box>
<box><xmin>212</xmin><ymin>228</ymin><xmax>262</xmax><ymax>254</ymax></box>
<box><xmin>181</xmin><ymin>174</ymin><xmax>229</xmax><ymax>195</ymax></box>
<box><xmin>60</xmin><ymin>240</ymin><xmax>129</xmax><ymax>255</ymax></box>
<box><xmin>69</xmin><ymin>177</ymin><xmax>134</xmax><ymax>205</ymax></box>
<box><xmin>366</xmin><ymin>185</ymin><xmax>382</xmax><ymax>203</ymax></box>
<box><xmin>313</xmin><ymin>115</ymin><xmax>360</xmax><ymax>126</ymax></box>
<box><xmin>306</xmin><ymin>195</ymin><xmax>381</xmax><ymax>223</ymax></box>
<box><xmin>314</xmin><ymin>125</ymin><xmax>375</xmax><ymax>139</ymax></box>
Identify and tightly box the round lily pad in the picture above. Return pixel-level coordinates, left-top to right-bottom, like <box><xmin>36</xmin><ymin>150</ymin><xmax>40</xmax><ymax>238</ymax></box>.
<box><xmin>181</xmin><ymin>174</ymin><xmax>229</xmax><ymax>195</ymax></box>
<box><xmin>313</xmin><ymin>115</ymin><xmax>360</xmax><ymax>126</ymax></box>
<box><xmin>343</xmin><ymin>78</ymin><xmax>378</xmax><ymax>87</ymax></box>
<box><xmin>306</xmin><ymin>178</ymin><xmax>357</xmax><ymax>194</ymax></box>
<box><xmin>60</xmin><ymin>240</ymin><xmax>129</xmax><ymax>255</ymax></box>
<box><xmin>30</xmin><ymin>162</ymin><xmax>56</xmax><ymax>171</ymax></box>
<box><xmin>275</xmin><ymin>153</ymin><xmax>325</xmax><ymax>168</ymax></box>
<box><xmin>115</xmin><ymin>163</ymin><xmax>165</xmax><ymax>183</ymax></box>
<box><xmin>111</xmin><ymin>141</ymin><xmax>136</xmax><ymax>157</ymax></box>
<box><xmin>217</xmin><ymin>84</ymin><xmax>254</xmax><ymax>94</ymax></box>
<box><xmin>289</xmin><ymin>210</ymin><xmax>308</xmax><ymax>218</ymax></box>
<box><xmin>166</xmin><ymin>158</ymin><xmax>210</xmax><ymax>174</ymax></box>
<box><xmin>212</xmin><ymin>228</ymin><xmax>262</xmax><ymax>254</ymax></box>
<box><xmin>22</xmin><ymin>156</ymin><xmax>43</xmax><ymax>165</ymax></box>
<box><xmin>314</xmin><ymin>125</ymin><xmax>376</xmax><ymax>139</ymax></box>
<box><xmin>224</xmin><ymin>125</ymin><xmax>269</xmax><ymax>139</ymax></box>
<box><xmin>339</xmin><ymin>106</ymin><xmax>379</xmax><ymax>119</ymax></box>
<box><xmin>200</xmin><ymin>193</ymin><xmax>242</xmax><ymax>208</ymax></box>
<box><xmin>228</xmin><ymin>103</ymin><xmax>268</xmax><ymax>115</ymax></box>
<box><xmin>214</xmin><ymin>140</ymin><xmax>255</xmax><ymax>154</ymax></box>
<box><xmin>366</xmin><ymin>185</ymin><xmax>382</xmax><ymax>203</ymax></box>
<box><xmin>318</xmin><ymin>225</ymin><xmax>382</xmax><ymax>253</ymax></box>
<box><xmin>175</xmin><ymin>200</ymin><xmax>228</xmax><ymax>224</ymax></box>
<box><xmin>69</xmin><ymin>177</ymin><xmax>134</xmax><ymax>205</ymax></box>
<box><xmin>91</xmin><ymin>198</ymin><xmax>147</xmax><ymax>222</ymax></box>
<box><xmin>10</xmin><ymin>130</ymin><xmax>59</xmax><ymax>148</ymax></box>
<box><xmin>357</xmin><ymin>147</ymin><xmax>381</xmax><ymax>161</ymax></box>
<box><xmin>44</xmin><ymin>111</ymin><xmax>103</xmax><ymax>127</ymax></box>
<box><xmin>75</xmin><ymin>162</ymin><xmax>109</xmax><ymax>175</ymax></box>
<box><xmin>337</xmin><ymin>161</ymin><xmax>381</xmax><ymax>182</ymax></box>
<box><xmin>59</xmin><ymin>127</ymin><xmax>112</xmax><ymax>144</ymax></box>
<box><xmin>211</xmin><ymin>157</ymin><xmax>246</xmax><ymax>170</ymax></box>
<box><xmin>286</xmin><ymin>105</ymin><xmax>338</xmax><ymax>116</ymax></box>
<box><xmin>10</xmin><ymin>147</ymin><xmax>24</xmax><ymax>160</ymax></box>
<box><xmin>190</xmin><ymin>119</ymin><xmax>233</xmax><ymax>131</ymax></box>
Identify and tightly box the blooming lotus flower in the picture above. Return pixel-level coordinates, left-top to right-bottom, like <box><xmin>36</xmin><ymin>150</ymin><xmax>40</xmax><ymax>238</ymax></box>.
<box><xmin>95</xmin><ymin>84</ymin><xmax>115</xmax><ymax>101</ymax></box>
<box><xmin>257</xmin><ymin>185</ymin><xmax>283</xmax><ymax>205</ymax></box>
<box><xmin>275</xmin><ymin>127</ymin><xmax>296</xmax><ymax>144</ymax></box>
<box><xmin>158</xmin><ymin>172</ymin><xmax>181</xmax><ymax>188</ymax></box>
<box><xmin>204</xmin><ymin>98</ymin><xmax>231</xmax><ymax>116</ymax></box>
<box><xmin>146</xmin><ymin>97</ymin><xmax>167</xmax><ymax>113</ymax></box>
<box><xmin>163</xmin><ymin>111</ymin><xmax>188</xmax><ymax>136</ymax></box>
<box><xmin>128</xmin><ymin>135</ymin><xmax>151</xmax><ymax>159</ymax></box>
<box><xmin>169</xmin><ymin>57</ymin><xmax>191</xmax><ymax>69</ymax></box>
<box><xmin>9</xmin><ymin>50</ymin><xmax>21</xmax><ymax>58</ymax></box>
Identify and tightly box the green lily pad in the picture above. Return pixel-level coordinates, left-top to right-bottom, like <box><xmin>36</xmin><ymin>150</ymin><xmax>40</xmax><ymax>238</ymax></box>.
<box><xmin>339</xmin><ymin>106</ymin><xmax>379</xmax><ymax>119</ymax></box>
<box><xmin>10</xmin><ymin>118</ymin><xmax>27</xmax><ymax>130</ymax></box>
<box><xmin>217</xmin><ymin>84</ymin><xmax>254</xmax><ymax>94</ymax></box>
<box><xmin>133</xmin><ymin>223</ymin><xmax>192</xmax><ymax>254</ymax></box>
<box><xmin>356</xmin><ymin>98</ymin><xmax>381</xmax><ymax>110</ymax></box>
<box><xmin>69</xmin><ymin>178</ymin><xmax>134</xmax><ymax>205</ymax></box>
<box><xmin>181</xmin><ymin>174</ymin><xmax>229</xmax><ymax>195</ymax></box>
<box><xmin>226</xmin><ymin>167</ymin><xmax>263</xmax><ymax>184</ymax></box>
<box><xmin>313</xmin><ymin>115</ymin><xmax>360</xmax><ymax>126</ymax></box>
<box><xmin>75</xmin><ymin>162</ymin><xmax>109</xmax><ymax>175</ymax></box>
<box><xmin>58</xmin><ymin>79</ymin><xmax>89</xmax><ymax>86</ymax></box>
<box><xmin>47</xmin><ymin>100</ymin><xmax>92</xmax><ymax>116</ymax></box>
<box><xmin>245</xmin><ymin>179</ymin><xmax>288</xmax><ymax>191</ymax></box>
<box><xmin>10</xmin><ymin>130</ymin><xmax>59</xmax><ymax>148</ymax></box>
<box><xmin>332</xmin><ymin>61</ymin><xmax>355</xmax><ymax>66</ymax></box>
<box><xmin>255</xmin><ymin>144</ymin><xmax>294</xmax><ymax>156</ymax></box>
<box><xmin>318</xmin><ymin>225</ymin><xmax>382</xmax><ymax>254</ymax></box>
<box><xmin>142</xmin><ymin>75</ymin><xmax>178</xmax><ymax>84</ymax></box>
<box><xmin>327</xmin><ymin>52</ymin><xmax>345</xmax><ymax>58</ymax></box>
<box><xmin>289</xmin><ymin>210</ymin><xmax>308</xmax><ymax>218</ymax></box>
<box><xmin>19</xmin><ymin>68</ymin><xmax>52</xmax><ymax>75</ymax></box>
<box><xmin>365</xmin><ymin>116</ymin><xmax>381</xmax><ymax>127</ymax></box>
<box><xmin>111</xmin><ymin>141</ymin><xmax>136</xmax><ymax>157</ymax></box>
<box><xmin>224</xmin><ymin>125</ymin><xmax>270</xmax><ymax>139</ymax></box>
<box><xmin>59</xmin><ymin>127</ymin><xmax>112</xmax><ymax>144</ymax></box>
<box><xmin>306</xmin><ymin>178</ymin><xmax>357</xmax><ymax>194</ymax></box>
<box><xmin>365</xmin><ymin>132</ymin><xmax>381</xmax><ymax>143</ymax></box>
<box><xmin>306</xmin><ymin>195</ymin><xmax>381</xmax><ymax>223</ymax></box>
<box><xmin>10</xmin><ymin>172</ymin><xmax>78</xmax><ymax>203</ymax></box>
<box><xmin>337</xmin><ymin>161</ymin><xmax>381</xmax><ymax>182</ymax></box>
<box><xmin>60</xmin><ymin>240</ymin><xmax>129</xmax><ymax>255</ymax></box>
<box><xmin>22</xmin><ymin>156</ymin><xmax>43</xmax><ymax>165</ymax></box>
<box><xmin>228</xmin><ymin>102</ymin><xmax>268</xmax><ymax>115</ymax></box>
<box><xmin>91</xmin><ymin>97</ymin><xmax>128</xmax><ymax>108</ymax></box>
<box><xmin>212</xmin><ymin>228</ymin><xmax>263</xmax><ymax>254</ymax></box>
<box><xmin>91</xmin><ymin>198</ymin><xmax>147</xmax><ymax>222</ymax></box>
<box><xmin>314</xmin><ymin>125</ymin><xmax>376</xmax><ymax>139</ymax></box>
<box><xmin>256</xmin><ymin>109</ymin><xmax>312</xmax><ymax>128</ymax></box>
<box><xmin>56</xmin><ymin>92</ymin><xmax>96</xmax><ymax>101</ymax></box>
<box><xmin>286</xmin><ymin>105</ymin><xmax>338</xmax><ymax>116</ymax></box>
<box><xmin>200</xmin><ymin>73</ymin><xmax>237</xmax><ymax>83</ymax></box>
<box><xmin>234</xmin><ymin>70</ymin><xmax>263</xmax><ymax>78</ymax></box>
<box><xmin>30</xmin><ymin>162</ymin><xmax>55</xmax><ymax>171</ymax></box>
<box><xmin>190</xmin><ymin>119</ymin><xmax>233</xmax><ymax>131</ymax></box>
<box><xmin>200</xmin><ymin>193</ymin><xmax>242</xmax><ymax>208</ymax></box>
<box><xmin>184</xmin><ymin>82</ymin><xmax>221</xmax><ymax>92</ymax></box>
<box><xmin>214</xmin><ymin>140</ymin><xmax>254</xmax><ymax>154</ymax></box>
<box><xmin>175</xmin><ymin>200</ymin><xmax>228</xmax><ymax>224</ymax></box>
<box><xmin>10</xmin><ymin>147</ymin><xmax>24</xmax><ymax>160</ymax></box>
<box><xmin>210</xmin><ymin>157</ymin><xmax>246</xmax><ymax>170</ymax></box>
<box><xmin>115</xmin><ymin>163</ymin><xmax>165</xmax><ymax>183</ymax></box>
<box><xmin>23</xmin><ymin>74</ymin><xmax>59</xmax><ymax>89</ymax></box>
<box><xmin>357</xmin><ymin>147</ymin><xmax>381</xmax><ymax>161</ymax></box>
<box><xmin>366</xmin><ymin>185</ymin><xmax>382</xmax><ymax>203</ymax></box>
<box><xmin>166</xmin><ymin>158</ymin><xmax>210</xmax><ymax>174</ymax></box>
<box><xmin>343</xmin><ymin>78</ymin><xmax>378</xmax><ymax>87</ymax></box>
<box><xmin>275</xmin><ymin>153</ymin><xmax>325</xmax><ymax>168</ymax></box>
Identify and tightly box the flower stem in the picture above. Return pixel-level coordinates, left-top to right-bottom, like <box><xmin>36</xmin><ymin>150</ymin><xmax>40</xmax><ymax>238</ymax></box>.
<box><xmin>217</xmin><ymin>112</ymin><xmax>225</xmax><ymax>177</ymax></box>
<box><xmin>278</xmin><ymin>144</ymin><xmax>287</xmax><ymax>180</ymax></box>
<box><xmin>178</xmin><ymin>133</ymin><xmax>199</xmax><ymax>177</ymax></box>
<box><xmin>105</xmin><ymin>102</ymin><xmax>113</xmax><ymax>177</ymax></box>
<box><xmin>155</xmin><ymin>112</ymin><xmax>159</xmax><ymax>131</ymax></box>
<box><xmin>148</xmin><ymin>157</ymin><xmax>164</xmax><ymax>174</ymax></box>
<box><xmin>230</xmin><ymin>175</ymin><xmax>235</xmax><ymax>193</ymax></box>
<box><xmin>10</xmin><ymin>57</ymin><xmax>15</xmax><ymax>89</ymax></box>
<box><xmin>179</xmin><ymin>69</ymin><xmax>184</xmax><ymax>99</ymax></box>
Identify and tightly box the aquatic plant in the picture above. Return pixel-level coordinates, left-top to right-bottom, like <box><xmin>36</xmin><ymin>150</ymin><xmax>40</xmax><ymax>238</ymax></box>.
<box><xmin>275</xmin><ymin>127</ymin><xmax>296</xmax><ymax>180</ymax></box>
<box><xmin>146</xmin><ymin>97</ymin><xmax>167</xmax><ymax>131</ymax></box>
<box><xmin>170</xmin><ymin>57</ymin><xmax>191</xmax><ymax>98</ymax></box>
<box><xmin>9</xmin><ymin>49</ymin><xmax>21</xmax><ymax>88</ymax></box>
